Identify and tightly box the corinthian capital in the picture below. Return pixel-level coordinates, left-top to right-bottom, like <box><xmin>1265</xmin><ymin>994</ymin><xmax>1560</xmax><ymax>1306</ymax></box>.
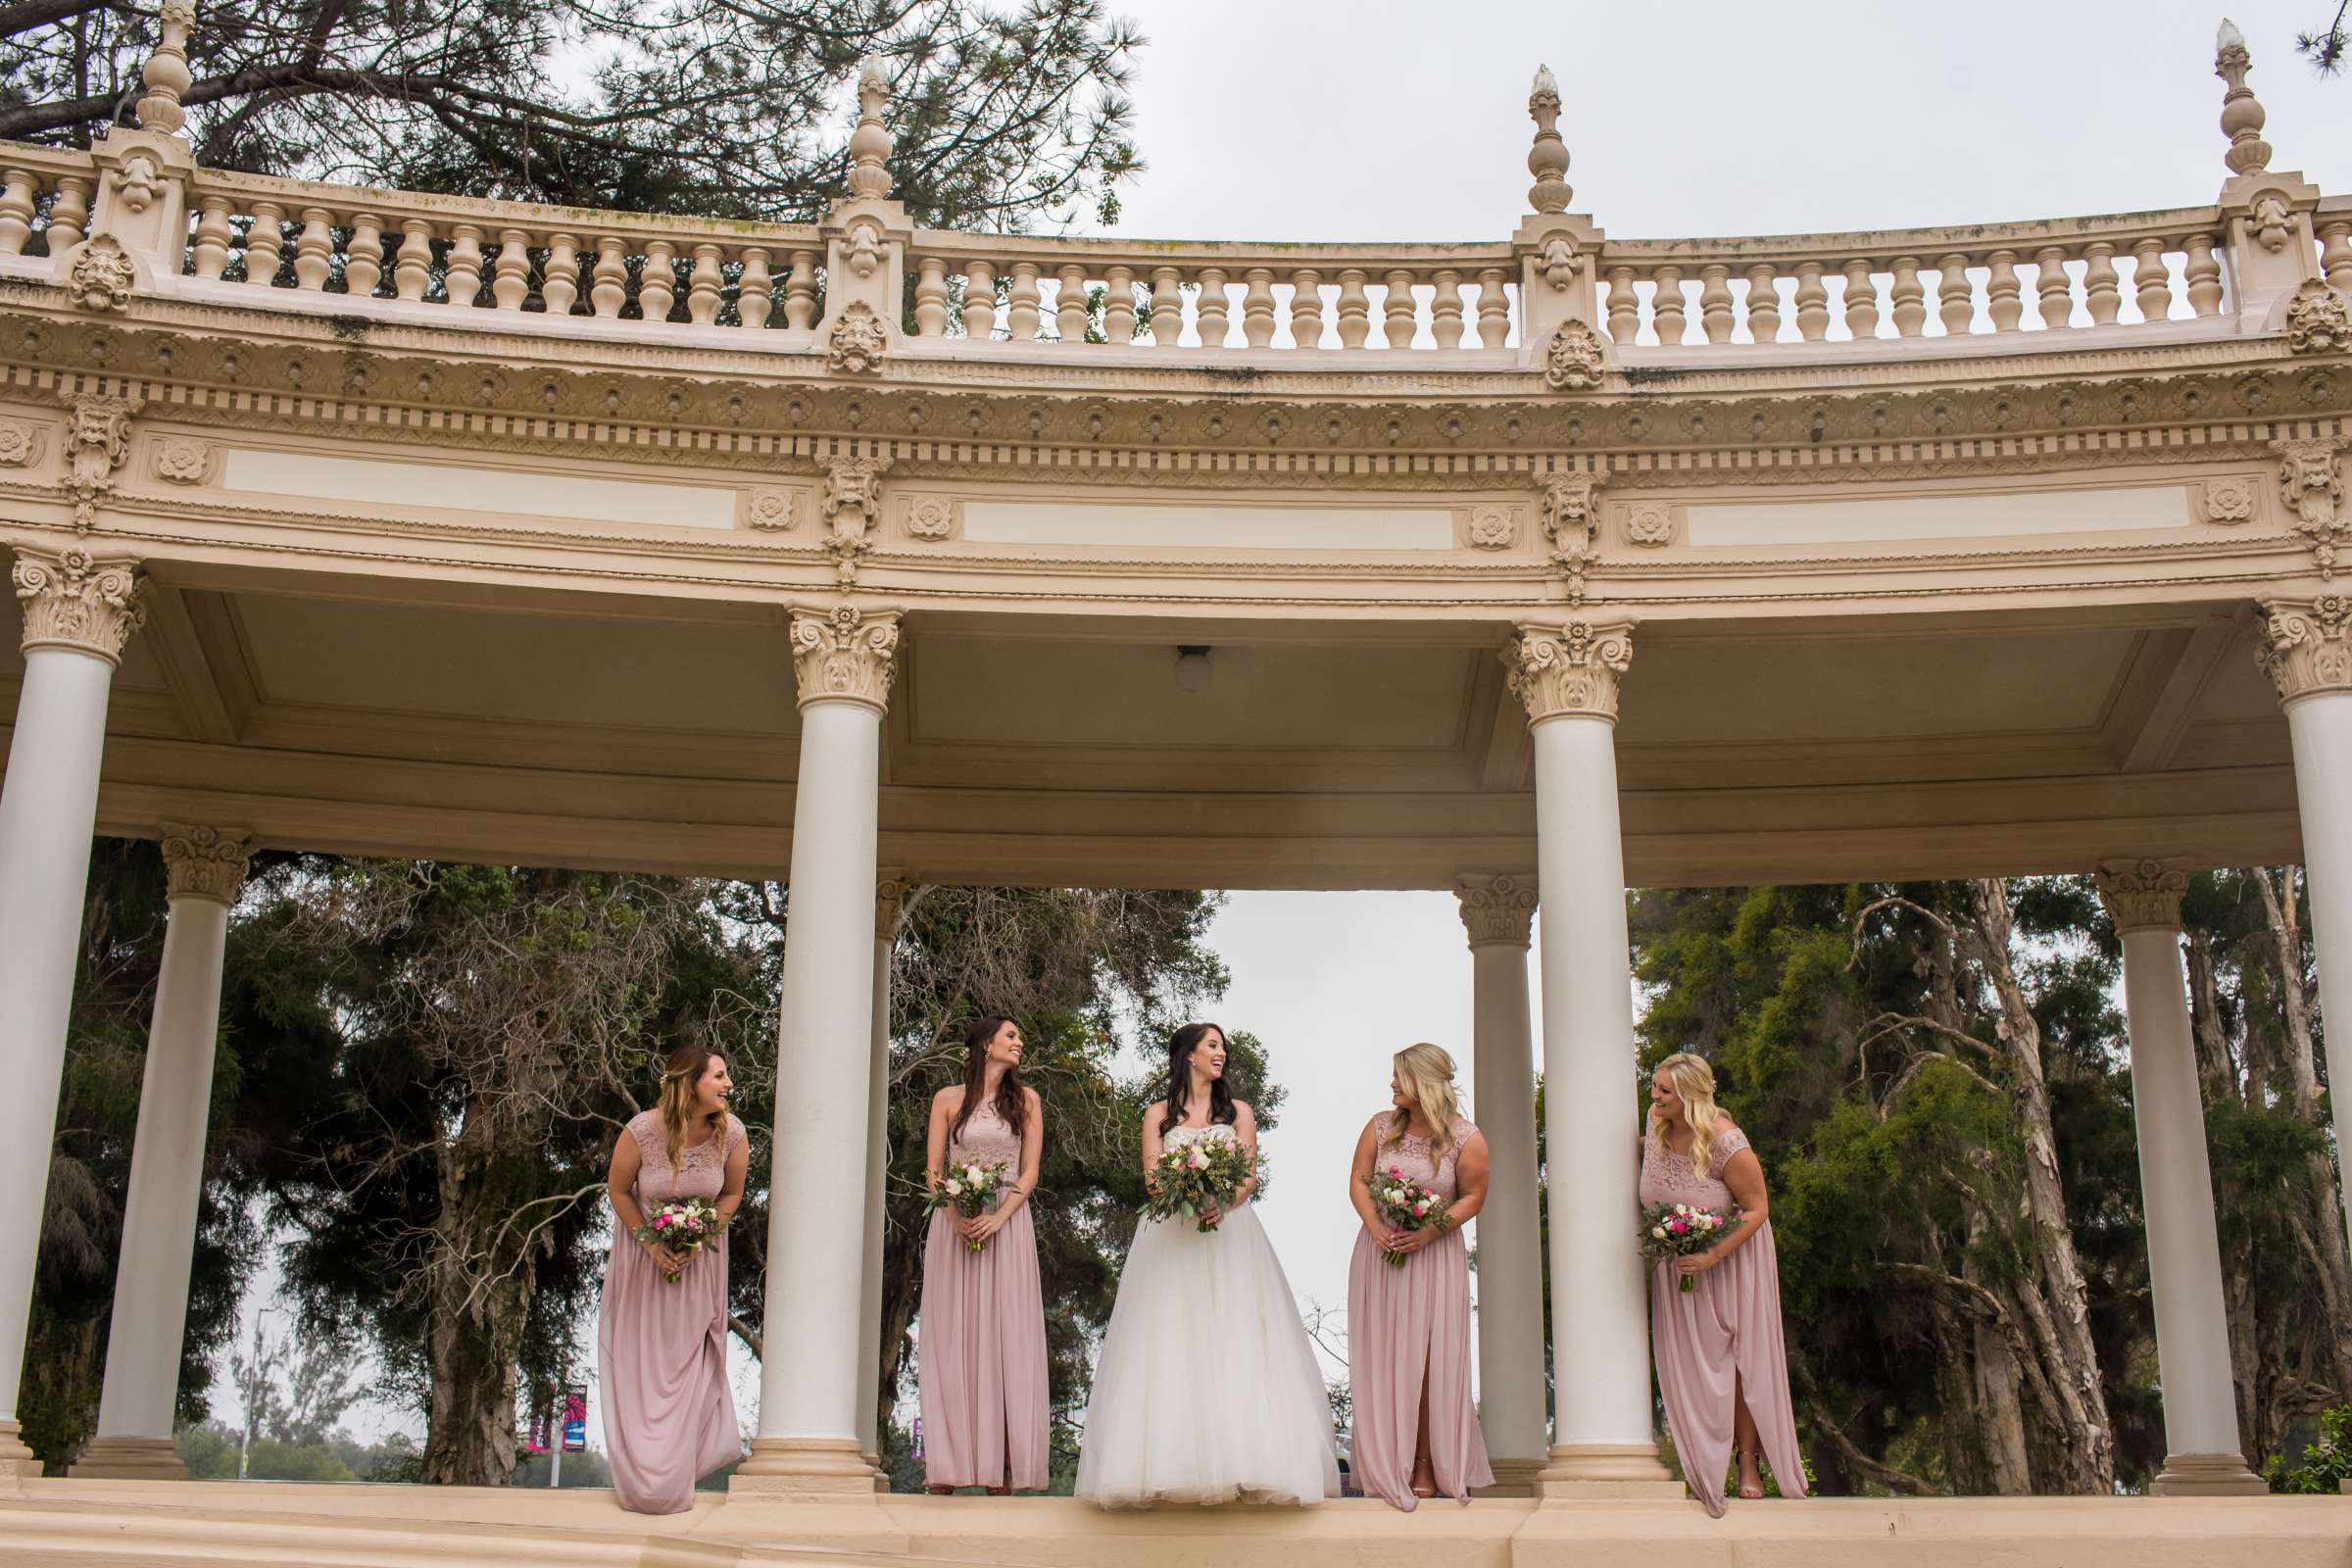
<box><xmin>2093</xmin><ymin>858</ymin><xmax>2187</xmax><ymax>935</ymax></box>
<box><xmin>1505</xmin><ymin>618</ymin><xmax>1634</xmax><ymax>724</ymax></box>
<box><xmin>160</xmin><ymin>822</ymin><xmax>253</xmax><ymax>905</ymax></box>
<box><xmin>876</xmin><ymin>865</ymin><xmax>911</xmax><ymax>940</ymax></box>
<box><xmin>12</xmin><ymin>544</ymin><xmax>145</xmax><ymax>662</ymax></box>
<box><xmin>1455</xmin><ymin>872</ymin><xmax>1538</xmax><ymax>949</ymax></box>
<box><xmin>789</xmin><ymin>604</ymin><xmax>901</xmax><ymax>713</ymax></box>
<box><xmin>2256</xmin><ymin>594</ymin><xmax>2352</xmax><ymax>705</ymax></box>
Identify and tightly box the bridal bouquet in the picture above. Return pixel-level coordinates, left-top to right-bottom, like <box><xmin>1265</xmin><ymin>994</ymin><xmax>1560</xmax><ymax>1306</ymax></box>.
<box><xmin>1144</xmin><ymin>1139</ymin><xmax>1258</xmax><ymax>1233</ymax></box>
<box><xmin>1641</xmin><ymin>1200</ymin><xmax>1739</xmax><ymax>1293</ymax></box>
<box><xmin>926</xmin><ymin>1159</ymin><xmax>1010</xmax><ymax>1252</ymax></box>
<box><xmin>1369</xmin><ymin>1165</ymin><xmax>1453</xmax><ymax>1266</ymax></box>
<box><xmin>632</xmin><ymin>1198</ymin><xmax>727</xmax><ymax>1284</ymax></box>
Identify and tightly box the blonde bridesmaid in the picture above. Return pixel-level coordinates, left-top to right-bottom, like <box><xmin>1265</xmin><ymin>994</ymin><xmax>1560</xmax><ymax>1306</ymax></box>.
<box><xmin>1641</xmin><ymin>1052</ymin><xmax>1807</xmax><ymax>1514</ymax></box>
<box><xmin>918</xmin><ymin>1015</ymin><xmax>1049</xmax><ymax>1494</ymax></box>
<box><xmin>1346</xmin><ymin>1043</ymin><xmax>1494</xmax><ymax>1509</ymax></box>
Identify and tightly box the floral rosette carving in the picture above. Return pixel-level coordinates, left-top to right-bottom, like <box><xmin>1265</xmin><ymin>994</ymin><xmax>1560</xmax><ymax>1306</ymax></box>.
<box><xmin>0</xmin><ymin>418</ymin><xmax>43</xmax><ymax>467</ymax></box>
<box><xmin>789</xmin><ymin>604</ymin><xmax>901</xmax><ymax>713</ymax></box>
<box><xmin>12</xmin><ymin>545</ymin><xmax>145</xmax><ymax>662</ymax></box>
<box><xmin>1505</xmin><ymin>618</ymin><xmax>1635</xmax><ymax>723</ymax></box>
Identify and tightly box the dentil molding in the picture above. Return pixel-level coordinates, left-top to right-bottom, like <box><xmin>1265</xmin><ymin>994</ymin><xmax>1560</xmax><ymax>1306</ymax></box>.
<box><xmin>1506</xmin><ymin>618</ymin><xmax>1634</xmax><ymax>724</ymax></box>
<box><xmin>789</xmin><ymin>604</ymin><xmax>901</xmax><ymax>713</ymax></box>
<box><xmin>11</xmin><ymin>544</ymin><xmax>146</xmax><ymax>662</ymax></box>
<box><xmin>160</xmin><ymin>822</ymin><xmax>254</xmax><ymax>905</ymax></box>
<box><xmin>2093</xmin><ymin>858</ymin><xmax>2188</xmax><ymax>934</ymax></box>
<box><xmin>1455</xmin><ymin>872</ymin><xmax>1538</xmax><ymax>949</ymax></box>
<box><xmin>2257</xmin><ymin>593</ymin><xmax>2352</xmax><ymax>704</ymax></box>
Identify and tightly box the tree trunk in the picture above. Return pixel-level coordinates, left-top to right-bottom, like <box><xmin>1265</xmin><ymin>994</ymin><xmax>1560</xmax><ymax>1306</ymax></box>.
<box><xmin>418</xmin><ymin>1097</ymin><xmax>535</xmax><ymax>1486</ymax></box>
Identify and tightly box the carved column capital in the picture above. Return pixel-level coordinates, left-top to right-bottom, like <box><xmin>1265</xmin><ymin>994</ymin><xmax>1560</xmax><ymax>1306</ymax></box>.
<box><xmin>12</xmin><ymin>544</ymin><xmax>145</xmax><ymax>662</ymax></box>
<box><xmin>160</xmin><ymin>822</ymin><xmax>253</xmax><ymax>905</ymax></box>
<box><xmin>2094</xmin><ymin>858</ymin><xmax>2188</xmax><ymax>935</ymax></box>
<box><xmin>1505</xmin><ymin>618</ymin><xmax>1634</xmax><ymax>725</ymax></box>
<box><xmin>1456</xmin><ymin>872</ymin><xmax>1538</xmax><ymax>949</ymax></box>
<box><xmin>875</xmin><ymin>865</ymin><xmax>911</xmax><ymax>940</ymax></box>
<box><xmin>2257</xmin><ymin>594</ymin><xmax>2352</xmax><ymax>705</ymax></box>
<box><xmin>789</xmin><ymin>604</ymin><xmax>901</xmax><ymax>714</ymax></box>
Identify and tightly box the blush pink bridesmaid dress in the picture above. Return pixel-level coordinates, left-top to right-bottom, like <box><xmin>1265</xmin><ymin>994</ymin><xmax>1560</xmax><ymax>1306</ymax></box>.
<box><xmin>597</xmin><ymin>1110</ymin><xmax>745</xmax><ymax>1513</ymax></box>
<box><xmin>1640</xmin><ymin>1122</ymin><xmax>1808</xmax><ymax>1515</ymax></box>
<box><xmin>917</xmin><ymin>1098</ymin><xmax>1050</xmax><ymax>1491</ymax></box>
<box><xmin>1347</xmin><ymin>1111</ymin><xmax>1494</xmax><ymax>1509</ymax></box>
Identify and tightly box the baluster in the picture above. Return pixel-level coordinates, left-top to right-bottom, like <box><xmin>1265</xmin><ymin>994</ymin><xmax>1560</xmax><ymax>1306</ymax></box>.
<box><xmin>1743</xmin><ymin>264</ymin><xmax>1781</xmax><ymax>344</ymax></box>
<box><xmin>445</xmin><ymin>223</ymin><xmax>484</xmax><ymax>306</ymax></box>
<box><xmin>1006</xmin><ymin>262</ymin><xmax>1042</xmax><ymax>340</ymax></box>
<box><xmin>345</xmin><ymin>214</ymin><xmax>383</xmax><ymax>299</ymax></box>
<box><xmin>1792</xmin><ymin>262</ymin><xmax>1829</xmax><ymax>340</ymax></box>
<box><xmin>1335</xmin><ymin>268</ymin><xmax>1371</xmax><ymax>348</ymax></box>
<box><xmin>1935</xmin><ymin>253</ymin><xmax>1972</xmax><ymax>335</ymax></box>
<box><xmin>1984</xmin><ymin>250</ymin><xmax>2022</xmax><ymax>332</ymax></box>
<box><xmin>784</xmin><ymin>250</ymin><xmax>820</xmax><ymax>329</ymax></box>
<box><xmin>638</xmin><ymin>239</ymin><xmax>675</xmax><ymax>321</ymax></box>
<box><xmin>0</xmin><ymin>170</ymin><xmax>33</xmax><ymax>256</ymax></box>
<box><xmin>2183</xmin><ymin>234</ymin><xmax>2224</xmax><ymax>317</ymax></box>
<box><xmin>2034</xmin><ymin>246</ymin><xmax>2073</xmax><ymax>329</ymax></box>
<box><xmin>1380</xmin><ymin>269</ymin><xmax>1416</xmax><ymax>348</ymax></box>
<box><xmin>1838</xmin><ymin>260</ymin><xmax>1879</xmax><ymax>338</ymax></box>
<box><xmin>1197</xmin><ymin>268</ymin><xmax>1231</xmax><ymax>347</ymax></box>
<box><xmin>1651</xmin><ymin>266</ymin><xmax>1687</xmax><ymax>344</ymax></box>
<box><xmin>591</xmin><ymin>237</ymin><xmax>628</xmax><ymax>318</ymax></box>
<box><xmin>1430</xmin><ymin>268</ymin><xmax>1465</xmax><ymax>347</ymax></box>
<box><xmin>1055</xmin><ymin>263</ymin><xmax>1090</xmax><ymax>342</ymax></box>
<box><xmin>964</xmin><ymin>261</ymin><xmax>1000</xmax><ymax>340</ymax></box>
<box><xmin>2082</xmin><ymin>242</ymin><xmax>2120</xmax><ymax>325</ymax></box>
<box><xmin>395</xmin><ymin>220</ymin><xmax>434</xmax><ymax>301</ymax></box>
<box><xmin>289</xmin><ymin>207</ymin><xmax>332</xmax><ymax>291</ymax></box>
<box><xmin>1477</xmin><ymin>267</ymin><xmax>1510</xmax><ymax>347</ymax></box>
<box><xmin>1605</xmin><ymin>265</ymin><xmax>1639</xmax><ymax>342</ymax></box>
<box><xmin>245</xmin><ymin>201</ymin><xmax>286</xmax><ymax>286</ymax></box>
<box><xmin>1290</xmin><ymin>268</ymin><xmax>1325</xmax><ymax>349</ymax></box>
<box><xmin>1697</xmin><ymin>264</ymin><xmax>1734</xmax><ymax>343</ymax></box>
<box><xmin>1149</xmin><ymin>267</ymin><xmax>1184</xmax><ymax>348</ymax></box>
<box><xmin>543</xmin><ymin>233</ymin><xmax>580</xmax><ymax>317</ymax></box>
<box><xmin>1240</xmin><ymin>267</ymin><xmax>1278</xmax><ymax>347</ymax></box>
<box><xmin>2323</xmin><ymin>221</ymin><xmax>2352</xmax><ymax>294</ymax></box>
<box><xmin>2132</xmin><ymin>237</ymin><xmax>2171</xmax><ymax>323</ymax></box>
<box><xmin>736</xmin><ymin>246</ymin><xmax>771</xmax><ymax>328</ymax></box>
<box><xmin>685</xmin><ymin>242</ymin><xmax>724</xmax><ymax>323</ymax></box>
<box><xmin>913</xmin><ymin>256</ymin><xmax>950</xmax><ymax>337</ymax></box>
<box><xmin>47</xmin><ymin>175</ymin><xmax>88</xmax><ymax>254</ymax></box>
<box><xmin>1104</xmin><ymin>266</ymin><xmax>1137</xmax><ymax>344</ymax></box>
<box><xmin>496</xmin><ymin>228</ymin><xmax>536</xmax><ymax>312</ymax></box>
<box><xmin>1887</xmin><ymin>256</ymin><xmax>1925</xmax><ymax>336</ymax></box>
<box><xmin>191</xmin><ymin>196</ymin><xmax>232</xmax><ymax>279</ymax></box>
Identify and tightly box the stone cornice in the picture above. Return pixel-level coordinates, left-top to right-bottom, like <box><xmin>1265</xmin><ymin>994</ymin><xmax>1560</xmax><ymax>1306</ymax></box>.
<box><xmin>160</xmin><ymin>821</ymin><xmax>253</xmax><ymax>905</ymax></box>
<box><xmin>2257</xmin><ymin>593</ymin><xmax>2352</xmax><ymax>705</ymax></box>
<box><xmin>789</xmin><ymin>604</ymin><xmax>901</xmax><ymax>714</ymax></box>
<box><xmin>11</xmin><ymin>544</ymin><xmax>145</xmax><ymax>662</ymax></box>
<box><xmin>2094</xmin><ymin>858</ymin><xmax>2187</xmax><ymax>934</ymax></box>
<box><xmin>1455</xmin><ymin>872</ymin><xmax>1538</xmax><ymax>949</ymax></box>
<box><xmin>1506</xmin><ymin>619</ymin><xmax>1634</xmax><ymax>725</ymax></box>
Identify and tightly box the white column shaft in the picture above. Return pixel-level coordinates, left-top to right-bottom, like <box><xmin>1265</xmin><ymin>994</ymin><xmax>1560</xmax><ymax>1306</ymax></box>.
<box><xmin>855</xmin><ymin>929</ymin><xmax>890</xmax><ymax>1463</ymax></box>
<box><xmin>2288</xmin><ymin>693</ymin><xmax>2352</xmax><ymax>1267</ymax></box>
<box><xmin>1469</xmin><ymin>940</ymin><xmax>1546</xmax><ymax>1464</ymax></box>
<box><xmin>0</xmin><ymin>648</ymin><xmax>119</xmax><ymax>1421</ymax></box>
<box><xmin>94</xmin><ymin>894</ymin><xmax>231</xmax><ymax>1442</ymax></box>
<box><xmin>1530</xmin><ymin>715</ymin><xmax>1651</xmax><ymax>1449</ymax></box>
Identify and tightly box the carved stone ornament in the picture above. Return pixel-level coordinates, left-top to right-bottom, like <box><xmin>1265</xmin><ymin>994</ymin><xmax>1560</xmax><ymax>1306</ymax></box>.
<box><xmin>160</xmin><ymin>822</ymin><xmax>254</xmax><ymax>906</ymax></box>
<box><xmin>61</xmin><ymin>392</ymin><xmax>136</xmax><ymax>531</ymax></box>
<box><xmin>1538</xmin><ymin>235</ymin><xmax>1578</xmax><ymax>292</ymax></box>
<box><xmin>2284</xmin><ymin>279</ymin><xmax>2352</xmax><ymax>356</ymax></box>
<box><xmin>1543</xmin><ymin>319</ymin><xmax>1607</xmax><ymax>391</ymax></box>
<box><xmin>820</xmin><ymin>455</ymin><xmax>889</xmax><ymax>582</ymax></box>
<box><xmin>1465</xmin><ymin>505</ymin><xmax>1517</xmax><ymax>550</ymax></box>
<box><xmin>1624</xmin><ymin>503</ymin><xmax>1675</xmax><ymax>547</ymax></box>
<box><xmin>744</xmin><ymin>486</ymin><xmax>799</xmax><ymax>531</ymax></box>
<box><xmin>1455</xmin><ymin>872</ymin><xmax>1538</xmax><ymax>949</ymax></box>
<box><xmin>2257</xmin><ymin>594</ymin><xmax>2352</xmax><ymax>704</ymax></box>
<box><xmin>905</xmin><ymin>496</ymin><xmax>955</xmax><ymax>541</ymax></box>
<box><xmin>64</xmin><ymin>234</ymin><xmax>136</xmax><ymax>313</ymax></box>
<box><xmin>1538</xmin><ymin>473</ymin><xmax>1602</xmax><ymax>604</ymax></box>
<box><xmin>0</xmin><ymin>418</ymin><xmax>44</xmax><ymax>467</ymax></box>
<box><xmin>2274</xmin><ymin>436</ymin><xmax>2347</xmax><ymax>577</ymax></box>
<box><xmin>2093</xmin><ymin>858</ymin><xmax>2188</xmax><ymax>934</ymax></box>
<box><xmin>844</xmin><ymin>219</ymin><xmax>885</xmax><ymax>280</ymax></box>
<box><xmin>788</xmin><ymin>603</ymin><xmax>901</xmax><ymax>713</ymax></box>
<box><xmin>2194</xmin><ymin>475</ymin><xmax>2256</xmax><ymax>525</ymax></box>
<box><xmin>152</xmin><ymin>435</ymin><xmax>213</xmax><ymax>485</ymax></box>
<box><xmin>115</xmin><ymin>154</ymin><xmax>161</xmax><ymax>216</ymax></box>
<box><xmin>875</xmin><ymin>865</ymin><xmax>912</xmax><ymax>940</ymax></box>
<box><xmin>12</xmin><ymin>545</ymin><xmax>145</xmax><ymax>663</ymax></box>
<box><xmin>827</xmin><ymin>302</ymin><xmax>888</xmax><ymax>375</ymax></box>
<box><xmin>1505</xmin><ymin>618</ymin><xmax>1635</xmax><ymax>724</ymax></box>
<box><xmin>2250</xmin><ymin>192</ymin><xmax>2293</xmax><ymax>254</ymax></box>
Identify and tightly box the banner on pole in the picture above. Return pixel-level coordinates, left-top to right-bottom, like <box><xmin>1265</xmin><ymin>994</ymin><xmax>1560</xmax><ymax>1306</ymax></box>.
<box><xmin>562</xmin><ymin>1384</ymin><xmax>588</xmax><ymax>1452</ymax></box>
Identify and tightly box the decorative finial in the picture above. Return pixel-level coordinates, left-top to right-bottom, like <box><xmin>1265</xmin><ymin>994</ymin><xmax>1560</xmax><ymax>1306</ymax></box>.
<box><xmin>1527</xmin><ymin>63</ymin><xmax>1571</xmax><ymax>215</ymax></box>
<box><xmin>2216</xmin><ymin>16</ymin><xmax>2272</xmax><ymax>176</ymax></box>
<box><xmin>134</xmin><ymin>0</ymin><xmax>196</xmax><ymax>135</ymax></box>
<box><xmin>847</xmin><ymin>55</ymin><xmax>895</xmax><ymax>201</ymax></box>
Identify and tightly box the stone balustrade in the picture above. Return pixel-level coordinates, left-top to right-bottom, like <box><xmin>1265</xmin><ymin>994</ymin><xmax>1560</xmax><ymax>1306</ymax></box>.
<box><xmin>0</xmin><ymin>146</ymin><xmax>99</xmax><ymax>259</ymax></box>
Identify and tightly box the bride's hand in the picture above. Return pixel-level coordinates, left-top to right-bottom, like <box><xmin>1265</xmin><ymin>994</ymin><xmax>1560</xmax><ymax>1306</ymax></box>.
<box><xmin>1199</xmin><ymin>1200</ymin><xmax>1223</xmax><ymax>1227</ymax></box>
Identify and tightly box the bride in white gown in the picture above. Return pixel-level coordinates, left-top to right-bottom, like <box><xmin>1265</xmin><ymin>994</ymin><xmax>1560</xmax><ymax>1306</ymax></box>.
<box><xmin>1076</xmin><ymin>1022</ymin><xmax>1342</xmax><ymax>1507</ymax></box>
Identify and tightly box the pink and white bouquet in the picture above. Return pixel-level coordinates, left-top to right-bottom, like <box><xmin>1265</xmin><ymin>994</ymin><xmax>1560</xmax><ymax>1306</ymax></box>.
<box><xmin>926</xmin><ymin>1159</ymin><xmax>1010</xmax><ymax>1252</ymax></box>
<box><xmin>1144</xmin><ymin>1138</ymin><xmax>1258</xmax><ymax>1233</ymax></box>
<box><xmin>1641</xmin><ymin>1200</ymin><xmax>1739</xmax><ymax>1293</ymax></box>
<box><xmin>1369</xmin><ymin>1165</ymin><xmax>1453</xmax><ymax>1266</ymax></box>
<box><xmin>631</xmin><ymin>1197</ymin><xmax>727</xmax><ymax>1284</ymax></box>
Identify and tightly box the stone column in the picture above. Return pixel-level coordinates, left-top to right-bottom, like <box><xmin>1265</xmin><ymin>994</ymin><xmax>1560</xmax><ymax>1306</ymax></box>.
<box><xmin>2093</xmin><ymin>859</ymin><xmax>2267</xmax><ymax>1495</ymax></box>
<box><xmin>735</xmin><ymin>605</ymin><xmax>898</xmax><ymax>1500</ymax></box>
<box><xmin>1503</xmin><ymin>620</ymin><xmax>1675</xmax><ymax>1497</ymax></box>
<box><xmin>74</xmin><ymin>823</ymin><xmax>253</xmax><ymax>1481</ymax></box>
<box><xmin>856</xmin><ymin>867</ymin><xmax>908</xmax><ymax>1483</ymax></box>
<box><xmin>1454</xmin><ymin>872</ymin><xmax>1546</xmax><ymax>1494</ymax></box>
<box><xmin>0</xmin><ymin>546</ymin><xmax>144</xmax><ymax>1482</ymax></box>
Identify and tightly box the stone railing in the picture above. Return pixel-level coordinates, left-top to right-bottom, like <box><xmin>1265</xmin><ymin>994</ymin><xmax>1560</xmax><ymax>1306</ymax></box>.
<box><xmin>0</xmin><ymin>144</ymin><xmax>99</xmax><ymax>260</ymax></box>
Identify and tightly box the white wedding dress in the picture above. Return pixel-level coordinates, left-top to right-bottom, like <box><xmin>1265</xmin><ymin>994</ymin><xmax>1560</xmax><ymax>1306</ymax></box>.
<box><xmin>1076</xmin><ymin>1123</ymin><xmax>1342</xmax><ymax>1506</ymax></box>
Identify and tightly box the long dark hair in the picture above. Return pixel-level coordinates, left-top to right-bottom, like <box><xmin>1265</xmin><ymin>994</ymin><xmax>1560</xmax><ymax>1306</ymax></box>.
<box><xmin>950</xmin><ymin>1015</ymin><xmax>1027</xmax><ymax>1144</ymax></box>
<box><xmin>1158</xmin><ymin>1021</ymin><xmax>1237</xmax><ymax>1137</ymax></box>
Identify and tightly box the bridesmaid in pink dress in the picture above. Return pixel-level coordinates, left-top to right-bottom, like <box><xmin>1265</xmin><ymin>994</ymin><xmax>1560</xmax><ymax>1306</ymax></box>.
<box><xmin>598</xmin><ymin>1045</ymin><xmax>748</xmax><ymax>1513</ymax></box>
<box><xmin>1347</xmin><ymin>1043</ymin><xmax>1494</xmax><ymax>1509</ymax></box>
<box><xmin>1641</xmin><ymin>1051</ymin><xmax>1807</xmax><ymax>1515</ymax></box>
<box><xmin>918</xmin><ymin>1015</ymin><xmax>1049</xmax><ymax>1494</ymax></box>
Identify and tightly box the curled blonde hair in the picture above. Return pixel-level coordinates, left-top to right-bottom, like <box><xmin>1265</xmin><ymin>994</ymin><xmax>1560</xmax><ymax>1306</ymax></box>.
<box><xmin>1385</xmin><ymin>1043</ymin><xmax>1462</xmax><ymax>1166</ymax></box>
<box><xmin>657</xmin><ymin>1044</ymin><xmax>719</xmax><ymax>1169</ymax></box>
<box><xmin>1650</xmin><ymin>1052</ymin><xmax>1723</xmax><ymax>1175</ymax></box>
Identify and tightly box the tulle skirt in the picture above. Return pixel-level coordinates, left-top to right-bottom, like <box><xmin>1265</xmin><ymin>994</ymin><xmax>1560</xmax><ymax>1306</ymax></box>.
<box><xmin>1076</xmin><ymin>1204</ymin><xmax>1341</xmax><ymax>1506</ymax></box>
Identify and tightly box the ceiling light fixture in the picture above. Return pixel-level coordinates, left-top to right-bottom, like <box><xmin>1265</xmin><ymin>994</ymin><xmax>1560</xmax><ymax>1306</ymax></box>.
<box><xmin>1173</xmin><ymin>645</ymin><xmax>1212</xmax><ymax>693</ymax></box>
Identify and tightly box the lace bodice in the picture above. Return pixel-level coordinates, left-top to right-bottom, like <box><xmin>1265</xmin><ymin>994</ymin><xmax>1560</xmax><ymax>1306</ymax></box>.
<box><xmin>1371</xmin><ymin>1111</ymin><xmax>1475</xmax><ymax>1200</ymax></box>
<box><xmin>1638</xmin><ymin>1122</ymin><xmax>1750</xmax><ymax>1211</ymax></box>
<box><xmin>626</xmin><ymin>1109</ymin><xmax>742</xmax><ymax>1208</ymax></box>
<box><xmin>948</xmin><ymin>1094</ymin><xmax>1024</xmax><ymax>1169</ymax></box>
<box><xmin>1164</xmin><ymin>1122</ymin><xmax>1238</xmax><ymax>1151</ymax></box>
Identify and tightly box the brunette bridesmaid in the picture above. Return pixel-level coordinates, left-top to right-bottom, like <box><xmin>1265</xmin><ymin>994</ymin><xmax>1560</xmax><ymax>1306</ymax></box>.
<box><xmin>1346</xmin><ymin>1043</ymin><xmax>1494</xmax><ymax>1509</ymax></box>
<box><xmin>1641</xmin><ymin>1052</ymin><xmax>1807</xmax><ymax>1515</ymax></box>
<box><xmin>598</xmin><ymin>1045</ymin><xmax>748</xmax><ymax>1513</ymax></box>
<box><xmin>918</xmin><ymin>1015</ymin><xmax>1050</xmax><ymax>1494</ymax></box>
